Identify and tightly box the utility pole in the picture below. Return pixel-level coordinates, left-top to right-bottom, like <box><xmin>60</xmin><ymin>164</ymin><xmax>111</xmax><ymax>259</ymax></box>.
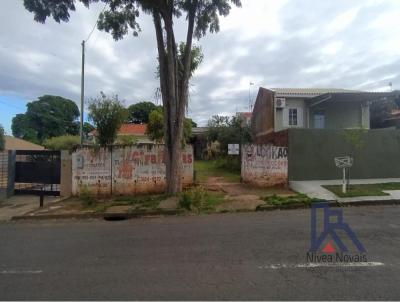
<box><xmin>80</xmin><ymin>40</ymin><xmax>85</xmax><ymax>145</ymax></box>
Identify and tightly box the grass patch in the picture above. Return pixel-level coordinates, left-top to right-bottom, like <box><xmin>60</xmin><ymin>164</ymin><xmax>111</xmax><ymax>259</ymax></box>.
<box><xmin>112</xmin><ymin>194</ymin><xmax>167</xmax><ymax>210</ymax></box>
<box><xmin>262</xmin><ymin>194</ymin><xmax>320</xmax><ymax>206</ymax></box>
<box><xmin>323</xmin><ymin>182</ymin><xmax>400</xmax><ymax>197</ymax></box>
<box><xmin>194</xmin><ymin>160</ymin><xmax>241</xmax><ymax>183</ymax></box>
<box><xmin>179</xmin><ymin>186</ymin><xmax>226</xmax><ymax>213</ymax></box>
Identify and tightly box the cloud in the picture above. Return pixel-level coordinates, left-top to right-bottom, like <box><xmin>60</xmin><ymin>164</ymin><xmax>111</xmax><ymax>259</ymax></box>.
<box><xmin>1</xmin><ymin>0</ymin><xmax>400</xmax><ymax>133</ymax></box>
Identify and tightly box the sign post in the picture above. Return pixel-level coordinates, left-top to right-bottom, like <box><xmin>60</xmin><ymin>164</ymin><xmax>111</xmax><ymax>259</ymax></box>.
<box><xmin>334</xmin><ymin>156</ymin><xmax>354</xmax><ymax>194</ymax></box>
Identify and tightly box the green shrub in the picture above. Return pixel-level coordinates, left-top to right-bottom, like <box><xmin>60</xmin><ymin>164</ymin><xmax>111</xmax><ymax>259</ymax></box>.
<box><xmin>179</xmin><ymin>186</ymin><xmax>225</xmax><ymax>213</ymax></box>
<box><xmin>262</xmin><ymin>194</ymin><xmax>320</xmax><ymax>206</ymax></box>
<box><xmin>0</xmin><ymin>124</ymin><xmax>4</xmax><ymax>151</ymax></box>
<box><xmin>79</xmin><ymin>185</ymin><xmax>96</xmax><ymax>207</ymax></box>
<box><xmin>115</xmin><ymin>135</ymin><xmax>138</xmax><ymax>146</ymax></box>
<box><xmin>43</xmin><ymin>135</ymin><xmax>79</xmax><ymax>151</ymax></box>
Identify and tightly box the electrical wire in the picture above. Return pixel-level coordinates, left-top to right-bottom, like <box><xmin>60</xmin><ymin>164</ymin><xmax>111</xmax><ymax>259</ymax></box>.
<box><xmin>85</xmin><ymin>3</ymin><xmax>108</xmax><ymax>43</ymax></box>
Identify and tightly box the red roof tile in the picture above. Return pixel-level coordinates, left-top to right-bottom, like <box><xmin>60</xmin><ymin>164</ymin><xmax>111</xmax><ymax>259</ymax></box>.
<box><xmin>90</xmin><ymin>123</ymin><xmax>147</xmax><ymax>136</ymax></box>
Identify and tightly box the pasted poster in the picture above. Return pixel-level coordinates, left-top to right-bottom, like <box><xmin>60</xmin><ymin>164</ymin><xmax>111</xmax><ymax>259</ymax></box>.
<box><xmin>241</xmin><ymin>144</ymin><xmax>288</xmax><ymax>186</ymax></box>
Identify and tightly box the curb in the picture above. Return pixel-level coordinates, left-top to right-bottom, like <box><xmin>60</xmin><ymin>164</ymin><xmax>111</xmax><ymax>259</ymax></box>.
<box><xmin>256</xmin><ymin>199</ymin><xmax>400</xmax><ymax>211</ymax></box>
<box><xmin>11</xmin><ymin>209</ymin><xmax>184</xmax><ymax>221</ymax></box>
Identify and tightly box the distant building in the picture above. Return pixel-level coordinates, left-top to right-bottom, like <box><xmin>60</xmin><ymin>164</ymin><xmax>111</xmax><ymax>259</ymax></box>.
<box><xmin>88</xmin><ymin>123</ymin><xmax>154</xmax><ymax>144</ymax></box>
<box><xmin>236</xmin><ymin>112</ymin><xmax>252</xmax><ymax>126</ymax></box>
<box><xmin>4</xmin><ymin>136</ymin><xmax>44</xmax><ymax>150</ymax></box>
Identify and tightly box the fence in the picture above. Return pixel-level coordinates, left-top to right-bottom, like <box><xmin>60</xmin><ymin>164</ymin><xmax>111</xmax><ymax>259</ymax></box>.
<box><xmin>288</xmin><ymin>128</ymin><xmax>400</xmax><ymax>180</ymax></box>
<box><xmin>72</xmin><ymin>144</ymin><xmax>194</xmax><ymax>195</ymax></box>
<box><xmin>0</xmin><ymin>151</ymin><xmax>8</xmax><ymax>199</ymax></box>
<box><xmin>241</xmin><ymin>144</ymin><xmax>288</xmax><ymax>186</ymax></box>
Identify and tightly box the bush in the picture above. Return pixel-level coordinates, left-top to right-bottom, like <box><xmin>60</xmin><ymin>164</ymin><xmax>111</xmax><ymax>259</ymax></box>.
<box><xmin>79</xmin><ymin>185</ymin><xmax>96</xmax><ymax>207</ymax></box>
<box><xmin>262</xmin><ymin>194</ymin><xmax>320</xmax><ymax>206</ymax></box>
<box><xmin>43</xmin><ymin>135</ymin><xmax>79</xmax><ymax>151</ymax></box>
<box><xmin>115</xmin><ymin>135</ymin><xmax>138</xmax><ymax>145</ymax></box>
<box><xmin>214</xmin><ymin>156</ymin><xmax>241</xmax><ymax>173</ymax></box>
<box><xmin>179</xmin><ymin>186</ymin><xmax>225</xmax><ymax>213</ymax></box>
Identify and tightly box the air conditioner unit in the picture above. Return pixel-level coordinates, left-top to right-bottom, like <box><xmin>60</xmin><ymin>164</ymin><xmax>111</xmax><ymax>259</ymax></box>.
<box><xmin>275</xmin><ymin>97</ymin><xmax>286</xmax><ymax>108</ymax></box>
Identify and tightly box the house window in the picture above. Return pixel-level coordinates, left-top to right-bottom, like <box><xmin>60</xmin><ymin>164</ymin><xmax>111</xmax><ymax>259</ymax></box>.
<box><xmin>289</xmin><ymin>108</ymin><xmax>298</xmax><ymax>126</ymax></box>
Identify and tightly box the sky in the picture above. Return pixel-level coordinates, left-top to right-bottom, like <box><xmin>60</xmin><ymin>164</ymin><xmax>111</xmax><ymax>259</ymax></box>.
<box><xmin>1</xmin><ymin>0</ymin><xmax>400</xmax><ymax>134</ymax></box>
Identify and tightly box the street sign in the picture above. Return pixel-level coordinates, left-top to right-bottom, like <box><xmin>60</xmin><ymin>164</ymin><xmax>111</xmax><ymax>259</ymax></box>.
<box><xmin>228</xmin><ymin>144</ymin><xmax>240</xmax><ymax>155</ymax></box>
<box><xmin>334</xmin><ymin>156</ymin><xmax>353</xmax><ymax>193</ymax></box>
<box><xmin>334</xmin><ymin>156</ymin><xmax>353</xmax><ymax>168</ymax></box>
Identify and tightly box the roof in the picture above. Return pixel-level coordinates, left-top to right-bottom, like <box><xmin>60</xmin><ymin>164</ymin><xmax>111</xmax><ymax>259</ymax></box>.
<box><xmin>89</xmin><ymin>123</ymin><xmax>147</xmax><ymax>136</ymax></box>
<box><xmin>271</xmin><ymin>87</ymin><xmax>361</xmax><ymax>98</ymax></box>
<box><xmin>4</xmin><ymin>136</ymin><xmax>44</xmax><ymax>151</ymax></box>
<box><xmin>308</xmin><ymin>91</ymin><xmax>400</xmax><ymax>107</ymax></box>
<box><xmin>118</xmin><ymin>123</ymin><xmax>147</xmax><ymax>135</ymax></box>
<box><xmin>192</xmin><ymin>127</ymin><xmax>209</xmax><ymax>135</ymax></box>
<box><xmin>236</xmin><ymin>112</ymin><xmax>252</xmax><ymax>118</ymax></box>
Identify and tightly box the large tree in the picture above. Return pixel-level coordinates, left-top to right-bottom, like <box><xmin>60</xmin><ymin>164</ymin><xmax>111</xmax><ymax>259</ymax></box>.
<box><xmin>23</xmin><ymin>0</ymin><xmax>241</xmax><ymax>194</ymax></box>
<box><xmin>127</xmin><ymin>101</ymin><xmax>158</xmax><ymax>124</ymax></box>
<box><xmin>11</xmin><ymin>95</ymin><xmax>79</xmax><ymax>143</ymax></box>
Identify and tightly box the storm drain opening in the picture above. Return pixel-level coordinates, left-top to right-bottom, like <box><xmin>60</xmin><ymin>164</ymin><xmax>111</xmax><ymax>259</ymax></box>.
<box><xmin>103</xmin><ymin>215</ymin><xmax>128</xmax><ymax>221</ymax></box>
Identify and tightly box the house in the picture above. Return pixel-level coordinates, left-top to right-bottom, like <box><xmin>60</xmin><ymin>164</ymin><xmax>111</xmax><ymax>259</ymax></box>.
<box><xmin>252</xmin><ymin>87</ymin><xmax>400</xmax><ymax>143</ymax></box>
<box><xmin>245</xmin><ymin>87</ymin><xmax>400</xmax><ymax>185</ymax></box>
<box><xmin>88</xmin><ymin>123</ymin><xmax>154</xmax><ymax>144</ymax></box>
<box><xmin>4</xmin><ymin>135</ymin><xmax>44</xmax><ymax>150</ymax></box>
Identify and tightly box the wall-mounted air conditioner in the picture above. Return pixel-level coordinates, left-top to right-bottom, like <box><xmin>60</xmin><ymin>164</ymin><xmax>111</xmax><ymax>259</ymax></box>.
<box><xmin>275</xmin><ymin>97</ymin><xmax>286</xmax><ymax>108</ymax></box>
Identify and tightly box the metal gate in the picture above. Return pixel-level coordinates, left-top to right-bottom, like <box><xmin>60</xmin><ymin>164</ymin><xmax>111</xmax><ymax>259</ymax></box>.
<box><xmin>15</xmin><ymin>150</ymin><xmax>61</xmax><ymax>196</ymax></box>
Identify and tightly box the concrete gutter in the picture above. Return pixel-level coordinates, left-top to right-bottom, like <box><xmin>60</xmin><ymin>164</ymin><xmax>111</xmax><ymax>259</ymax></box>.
<box><xmin>11</xmin><ymin>209</ymin><xmax>184</xmax><ymax>221</ymax></box>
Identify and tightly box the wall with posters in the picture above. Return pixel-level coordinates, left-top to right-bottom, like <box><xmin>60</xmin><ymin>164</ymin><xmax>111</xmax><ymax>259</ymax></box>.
<box><xmin>72</xmin><ymin>145</ymin><xmax>193</xmax><ymax>195</ymax></box>
<box><xmin>241</xmin><ymin>144</ymin><xmax>288</xmax><ymax>186</ymax></box>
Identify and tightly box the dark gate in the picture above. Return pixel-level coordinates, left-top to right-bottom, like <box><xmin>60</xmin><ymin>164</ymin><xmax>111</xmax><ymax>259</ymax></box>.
<box><xmin>15</xmin><ymin>150</ymin><xmax>61</xmax><ymax>196</ymax></box>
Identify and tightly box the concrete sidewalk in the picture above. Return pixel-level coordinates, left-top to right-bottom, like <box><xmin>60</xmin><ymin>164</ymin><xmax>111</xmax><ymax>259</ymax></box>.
<box><xmin>290</xmin><ymin>178</ymin><xmax>400</xmax><ymax>203</ymax></box>
<box><xmin>0</xmin><ymin>195</ymin><xmax>63</xmax><ymax>221</ymax></box>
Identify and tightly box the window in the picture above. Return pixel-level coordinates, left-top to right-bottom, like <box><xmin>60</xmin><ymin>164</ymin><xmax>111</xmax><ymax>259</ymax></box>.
<box><xmin>314</xmin><ymin>111</ymin><xmax>325</xmax><ymax>129</ymax></box>
<box><xmin>289</xmin><ymin>108</ymin><xmax>298</xmax><ymax>126</ymax></box>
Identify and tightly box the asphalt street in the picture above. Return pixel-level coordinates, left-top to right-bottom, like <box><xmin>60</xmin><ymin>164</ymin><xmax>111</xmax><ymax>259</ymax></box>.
<box><xmin>0</xmin><ymin>205</ymin><xmax>399</xmax><ymax>300</ymax></box>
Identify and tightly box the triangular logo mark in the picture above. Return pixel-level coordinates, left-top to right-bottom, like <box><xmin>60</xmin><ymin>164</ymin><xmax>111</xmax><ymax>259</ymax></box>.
<box><xmin>322</xmin><ymin>242</ymin><xmax>335</xmax><ymax>253</ymax></box>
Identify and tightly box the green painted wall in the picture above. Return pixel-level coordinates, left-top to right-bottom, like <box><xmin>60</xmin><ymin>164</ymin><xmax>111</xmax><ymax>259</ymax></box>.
<box><xmin>288</xmin><ymin>129</ymin><xmax>400</xmax><ymax>180</ymax></box>
<box><xmin>309</xmin><ymin>101</ymin><xmax>369</xmax><ymax>129</ymax></box>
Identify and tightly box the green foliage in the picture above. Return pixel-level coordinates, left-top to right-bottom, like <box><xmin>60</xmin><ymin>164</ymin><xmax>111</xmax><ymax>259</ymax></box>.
<box><xmin>262</xmin><ymin>194</ymin><xmax>319</xmax><ymax>206</ymax></box>
<box><xmin>178</xmin><ymin>186</ymin><xmax>225</xmax><ymax>213</ymax></box>
<box><xmin>43</xmin><ymin>135</ymin><xmax>80</xmax><ymax>151</ymax></box>
<box><xmin>127</xmin><ymin>101</ymin><xmax>158</xmax><ymax>124</ymax></box>
<box><xmin>113</xmin><ymin>194</ymin><xmax>167</xmax><ymax>210</ymax></box>
<box><xmin>79</xmin><ymin>185</ymin><xmax>96</xmax><ymax>207</ymax></box>
<box><xmin>11</xmin><ymin>95</ymin><xmax>79</xmax><ymax>143</ymax></box>
<box><xmin>146</xmin><ymin>108</ymin><xmax>164</xmax><ymax>143</ymax></box>
<box><xmin>194</xmin><ymin>160</ymin><xmax>241</xmax><ymax>183</ymax></box>
<box><xmin>214</xmin><ymin>156</ymin><xmax>241</xmax><ymax>173</ymax></box>
<box><xmin>0</xmin><ymin>124</ymin><xmax>4</xmax><ymax>151</ymax></box>
<box><xmin>115</xmin><ymin>135</ymin><xmax>138</xmax><ymax>146</ymax></box>
<box><xmin>323</xmin><ymin>182</ymin><xmax>400</xmax><ymax>198</ymax></box>
<box><xmin>88</xmin><ymin>93</ymin><xmax>128</xmax><ymax>147</ymax></box>
<box><xmin>207</xmin><ymin>115</ymin><xmax>252</xmax><ymax>155</ymax></box>
<box><xmin>343</xmin><ymin>129</ymin><xmax>367</xmax><ymax>150</ymax></box>
<box><xmin>146</xmin><ymin>108</ymin><xmax>193</xmax><ymax>144</ymax></box>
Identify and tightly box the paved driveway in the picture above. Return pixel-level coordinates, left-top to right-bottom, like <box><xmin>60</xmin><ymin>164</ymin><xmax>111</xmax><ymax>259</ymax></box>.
<box><xmin>0</xmin><ymin>195</ymin><xmax>61</xmax><ymax>221</ymax></box>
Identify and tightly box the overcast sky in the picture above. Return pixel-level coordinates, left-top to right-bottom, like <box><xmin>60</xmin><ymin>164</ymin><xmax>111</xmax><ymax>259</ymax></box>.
<box><xmin>1</xmin><ymin>0</ymin><xmax>400</xmax><ymax>134</ymax></box>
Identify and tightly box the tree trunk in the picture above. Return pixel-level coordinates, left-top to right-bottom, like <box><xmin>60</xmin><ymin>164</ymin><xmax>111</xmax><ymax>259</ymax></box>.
<box><xmin>153</xmin><ymin>10</ymin><xmax>184</xmax><ymax>195</ymax></box>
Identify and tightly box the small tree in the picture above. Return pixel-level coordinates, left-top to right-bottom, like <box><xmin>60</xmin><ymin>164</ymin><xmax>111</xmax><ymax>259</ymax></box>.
<box><xmin>0</xmin><ymin>124</ymin><xmax>5</xmax><ymax>151</ymax></box>
<box><xmin>88</xmin><ymin>93</ymin><xmax>128</xmax><ymax>147</ymax></box>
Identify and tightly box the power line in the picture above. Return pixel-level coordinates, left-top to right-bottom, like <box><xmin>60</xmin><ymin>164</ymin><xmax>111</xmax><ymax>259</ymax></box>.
<box><xmin>85</xmin><ymin>3</ymin><xmax>108</xmax><ymax>43</ymax></box>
